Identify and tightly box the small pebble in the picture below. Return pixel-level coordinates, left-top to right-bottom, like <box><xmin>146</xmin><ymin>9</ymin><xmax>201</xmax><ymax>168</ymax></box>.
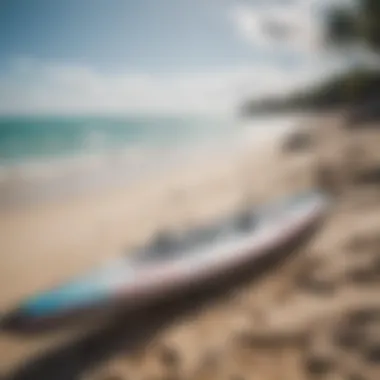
<box><xmin>199</xmin><ymin>351</ymin><xmax>221</xmax><ymax>370</ymax></box>
<box><xmin>295</xmin><ymin>273</ymin><xmax>337</xmax><ymax>295</ymax></box>
<box><xmin>346</xmin><ymin>308</ymin><xmax>380</xmax><ymax>327</ymax></box>
<box><xmin>333</xmin><ymin>326</ymin><xmax>365</xmax><ymax>350</ymax></box>
<box><xmin>362</xmin><ymin>343</ymin><xmax>380</xmax><ymax>363</ymax></box>
<box><xmin>346</xmin><ymin>374</ymin><xmax>366</xmax><ymax>380</ymax></box>
<box><xmin>370</xmin><ymin>256</ymin><xmax>380</xmax><ymax>274</ymax></box>
<box><xmin>230</xmin><ymin>375</ymin><xmax>245</xmax><ymax>380</ymax></box>
<box><xmin>346</xmin><ymin>267</ymin><xmax>375</xmax><ymax>285</ymax></box>
<box><xmin>304</xmin><ymin>355</ymin><xmax>335</xmax><ymax>376</ymax></box>
<box><xmin>158</xmin><ymin>345</ymin><xmax>181</xmax><ymax>369</ymax></box>
<box><xmin>235</xmin><ymin>330</ymin><xmax>303</xmax><ymax>349</ymax></box>
<box><xmin>161</xmin><ymin>376</ymin><xmax>179</xmax><ymax>380</ymax></box>
<box><xmin>347</xmin><ymin>236</ymin><xmax>369</xmax><ymax>253</ymax></box>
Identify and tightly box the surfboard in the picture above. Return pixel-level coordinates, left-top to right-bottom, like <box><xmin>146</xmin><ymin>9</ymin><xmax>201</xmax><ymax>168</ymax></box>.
<box><xmin>1</xmin><ymin>191</ymin><xmax>328</xmax><ymax>330</ymax></box>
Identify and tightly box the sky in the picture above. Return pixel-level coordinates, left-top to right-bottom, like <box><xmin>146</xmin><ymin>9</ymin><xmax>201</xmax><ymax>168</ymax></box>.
<box><xmin>0</xmin><ymin>0</ymin><xmax>353</xmax><ymax>115</ymax></box>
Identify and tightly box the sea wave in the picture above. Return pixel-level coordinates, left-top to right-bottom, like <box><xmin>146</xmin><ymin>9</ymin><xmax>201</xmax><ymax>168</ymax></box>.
<box><xmin>0</xmin><ymin>114</ymin><xmax>304</xmax><ymax>209</ymax></box>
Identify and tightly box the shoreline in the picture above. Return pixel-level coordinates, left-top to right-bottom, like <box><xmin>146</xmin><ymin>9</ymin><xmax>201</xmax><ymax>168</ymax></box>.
<box><xmin>0</xmin><ymin>115</ymin><xmax>301</xmax><ymax>212</ymax></box>
<box><xmin>0</xmin><ymin>113</ymin><xmax>315</xmax><ymax>375</ymax></box>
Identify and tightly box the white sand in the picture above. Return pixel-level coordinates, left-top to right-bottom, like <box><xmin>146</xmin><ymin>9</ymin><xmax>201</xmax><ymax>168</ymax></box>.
<box><xmin>0</xmin><ymin>116</ymin><xmax>315</xmax><ymax>375</ymax></box>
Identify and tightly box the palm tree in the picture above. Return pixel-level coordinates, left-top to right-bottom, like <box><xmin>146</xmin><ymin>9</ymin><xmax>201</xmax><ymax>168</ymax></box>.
<box><xmin>325</xmin><ymin>0</ymin><xmax>380</xmax><ymax>184</ymax></box>
<box><xmin>326</xmin><ymin>0</ymin><xmax>380</xmax><ymax>53</ymax></box>
<box><xmin>325</xmin><ymin>0</ymin><xmax>380</xmax><ymax>104</ymax></box>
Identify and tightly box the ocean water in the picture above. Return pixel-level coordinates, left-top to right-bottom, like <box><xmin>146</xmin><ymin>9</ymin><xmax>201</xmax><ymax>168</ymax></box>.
<box><xmin>0</xmin><ymin>115</ymin><xmax>236</xmax><ymax>163</ymax></box>
<box><xmin>0</xmin><ymin>114</ymin><xmax>302</xmax><ymax>207</ymax></box>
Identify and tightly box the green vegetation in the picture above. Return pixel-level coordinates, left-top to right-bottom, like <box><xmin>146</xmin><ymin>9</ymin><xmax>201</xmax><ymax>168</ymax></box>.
<box><xmin>241</xmin><ymin>0</ymin><xmax>380</xmax><ymax>117</ymax></box>
<box><xmin>241</xmin><ymin>68</ymin><xmax>380</xmax><ymax>116</ymax></box>
<box><xmin>326</xmin><ymin>0</ymin><xmax>380</xmax><ymax>52</ymax></box>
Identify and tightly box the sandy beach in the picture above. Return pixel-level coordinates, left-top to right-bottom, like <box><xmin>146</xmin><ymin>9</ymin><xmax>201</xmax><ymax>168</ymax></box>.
<box><xmin>0</xmin><ymin>116</ymin><xmax>314</xmax><ymax>375</ymax></box>
<box><xmin>4</xmin><ymin>110</ymin><xmax>380</xmax><ymax>380</ymax></box>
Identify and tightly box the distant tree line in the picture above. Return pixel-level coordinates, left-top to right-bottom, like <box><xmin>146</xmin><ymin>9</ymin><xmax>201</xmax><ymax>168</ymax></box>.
<box><xmin>241</xmin><ymin>0</ymin><xmax>380</xmax><ymax>117</ymax></box>
<box><xmin>241</xmin><ymin>68</ymin><xmax>380</xmax><ymax>116</ymax></box>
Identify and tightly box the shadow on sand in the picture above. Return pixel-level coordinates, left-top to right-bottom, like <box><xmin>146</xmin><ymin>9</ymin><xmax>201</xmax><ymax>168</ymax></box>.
<box><xmin>354</xmin><ymin>167</ymin><xmax>380</xmax><ymax>185</ymax></box>
<box><xmin>4</xmin><ymin>217</ymin><xmax>324</xmax><ymax>380</ymax></box>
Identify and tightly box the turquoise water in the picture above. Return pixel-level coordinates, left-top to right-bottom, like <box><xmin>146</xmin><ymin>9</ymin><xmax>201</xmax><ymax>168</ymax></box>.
<box><xmin>0</xmin><ymin>114</ymin><xmax>301</xmax><ymax>207</ymax></box>
<box><xmin>0</xmin><ymin>115</ymin><xmax>235</xmax><ymax>164</ymax></box>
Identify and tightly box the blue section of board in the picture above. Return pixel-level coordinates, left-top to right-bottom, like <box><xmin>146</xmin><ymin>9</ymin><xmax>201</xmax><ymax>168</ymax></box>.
<box><xmin>18</xmin><ymin>190</ymin><xmax>327</xmax><ymax>320</ymax></box>
<box><xmin>21</xmin><ymin>261</ymin><xmax>133</xmax><ymax>317</ymax></box>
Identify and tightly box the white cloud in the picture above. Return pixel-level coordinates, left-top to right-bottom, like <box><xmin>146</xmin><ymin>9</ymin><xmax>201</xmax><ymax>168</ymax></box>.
<box><xmin>230</xmin><ymin>0</ymin><xmax>354</xmax><ymax>55</ymax></box>
<box><xmin>0</xmin><ymin>1</ymin><xmax>355</xmax><ymax>116</ymax></box>
<box><xmin>0</xmin><ymin>1</ymin><xmax>354</xmax><ymax>116</ymax></box>
<box><xmin>230</xmin><ymin>3</ymin><xmax>319</xmax><ymax>54</ymax></box>
<box><xmin>0</xmin><ymin>55</ymin><xmax>347</xmax><ymax>116</ymax></box>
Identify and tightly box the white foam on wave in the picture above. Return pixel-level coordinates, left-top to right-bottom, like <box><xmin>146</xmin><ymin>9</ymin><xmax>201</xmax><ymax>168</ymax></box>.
<box><xmin>0</xmin><ymin>114</ymin><xmax>303</xmax><ymax>208</ymax></box>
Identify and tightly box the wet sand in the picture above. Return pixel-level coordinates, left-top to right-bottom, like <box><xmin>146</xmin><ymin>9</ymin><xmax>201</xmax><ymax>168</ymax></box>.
<box><xmin>4</xmin><ymin>111</ymin><xmax>380</xmax><ymax>379</ymax></box>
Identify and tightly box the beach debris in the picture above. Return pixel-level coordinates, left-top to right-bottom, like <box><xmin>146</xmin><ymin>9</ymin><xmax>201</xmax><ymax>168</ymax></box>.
<box><xmin>346</xmin><ymin>100</ymin><xmax>380</xmax><ymax>128</ymax></box>
<box><xmin>315</xmin><ymin>163</ymin><xmax>342</xmax><ymax>196</ymax></box>
<box><xmin>346</xmin><ymin>265</ymin><xmax>378</xmax><ymax>286</ymax></box>
<box><xmin>371</xmin><ymin>256</ymin><xmax>380</xmax><ymax>274</ymax></box>
<box><xmin>233</xmin><ymin>327</ymin><xmax>308</xmax><ymax>349</ymax></box>
<box><xmin>346</xmin><ymin>233</ymin><xmax>380</xmax><ymax>255</ymax></box>
<box><xmin>157</xmin><ymin>344</ymin><xmax>181</xmax><ymax>370</ymax></box>
<box><xmin>333</xmin><ymin>324</ymin><xmax>365</xmax><ymax>350</ymax></box>
<box><xmin>229</xmin><ymin>375</ymin><xmax>245</xmax><ymax>380</ymax></box>
<box><xmin>282</xmin><ymin>130</ymin><xmax>313</xmax><ymax>153</ymax></box>
<box><xmin>191</xmin><ymin>349</ymin><xmax>223</xmax><ymax>380</ymax></box>
<box><xmin>346</xmin><ymin>374</ymin><xmax>367</xmax><ymax>380</ymax></box>
<box><xmin>362</xmin><ymin>342</ymin><xmax>380</xmax><ymax>364</ymax></box>
<box><xmin>346</xmin><ymin>236</ymin><xmax>370</xmax><ymax>253</ymax></box>
<box><xmin>198</xmin><ymin>350</ymin><xmax>221</xmax><ymax>371</ymax></box>
<box><xmin>346</xmin><ymin>308</ymin><xmax>380</xmax><ymax>328</ymax></box>
<box><xmin>304</xmin><ymin>354</ymin><xmax>336</xmax><ymax>377</ymax></box>
<box><xmin>294</xmin><ymin>260</ymin><xmax>339</xmax><ymax>296</ymax></box>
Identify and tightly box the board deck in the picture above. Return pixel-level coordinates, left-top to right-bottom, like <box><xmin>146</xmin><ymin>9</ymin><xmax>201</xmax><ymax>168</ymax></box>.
<box><xmin>1</xmin><ymin>191</ymin><xmax>328</xmax><ymax>330</ymax></box>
